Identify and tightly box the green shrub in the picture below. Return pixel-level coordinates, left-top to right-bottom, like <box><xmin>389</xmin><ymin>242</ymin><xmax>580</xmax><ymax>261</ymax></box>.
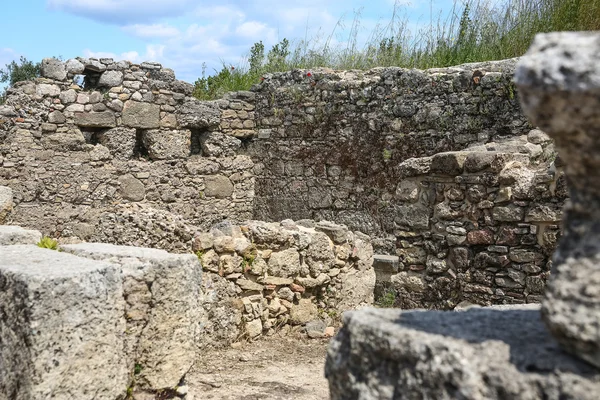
<box><xmin>37</xmin><ymin>236</ymin><xmax>58</xmax><ymax>250</ymax></box>
<box><xmin>375</xmin><ymin>287</ymin><xmax>398</xmax><ymax>308</ymax></box>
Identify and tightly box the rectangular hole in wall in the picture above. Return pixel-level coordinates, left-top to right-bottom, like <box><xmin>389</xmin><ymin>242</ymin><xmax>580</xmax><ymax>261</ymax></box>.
<box><xmin>82</xmin><ymin>128</ymin><xmax>104</xmax><ymax>145</ymax></box>
<box><xmin>189</xmin><ymin>129</ymin><xmax>207</xmax><ymax>156</ymax></box>
<box><xmin>133</xmin><ymin>130</ymin><xmax>149</xmax><ymax>159</ymax></box>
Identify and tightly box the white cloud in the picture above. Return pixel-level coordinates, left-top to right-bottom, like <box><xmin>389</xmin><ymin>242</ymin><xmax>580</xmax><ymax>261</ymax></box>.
<box><xmin>72</xmin><ymin>0</ymin><xmax>425</xmax><ymax>83</ymax></box>
<box><xmin>122</xmin><ymin>24</ymin><xmax>180</xmax><ymax>38</ymax></box>
<box><xmin>47</xmin><ymin>0</ymin><xmax>194</xmax><ymax>23</ymax></box>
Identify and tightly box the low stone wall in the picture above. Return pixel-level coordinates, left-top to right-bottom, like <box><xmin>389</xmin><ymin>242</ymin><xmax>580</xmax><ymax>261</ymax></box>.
<box><xmin>195</xmin><ymin>219</ymin><xmax>375</xmax><ymax>342</ymax></box>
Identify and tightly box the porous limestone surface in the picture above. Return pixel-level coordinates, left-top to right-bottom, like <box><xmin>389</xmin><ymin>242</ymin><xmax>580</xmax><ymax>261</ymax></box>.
<box><xmin>0</xmin><ymin>245</ymin><xmax>127</xmax><ymax>400</ymax></box>
<box><xmin>326</xmin><ymin>306</ymin><xmax>600</xmax><ymax>400</ymax></box>
<box><xmin>61</xmin><ymin>243</ymin><xmax>202</xmax><ymax>391</ymax></box>
<box><xmin>0</xmin><ymin>225</ymin><xmax>41</xmax><ymax>245</ymax></box>
<box><xmin>516</xmin><ymin>31</ymin><xmax>600</xmax><ymax>369</ymax></box>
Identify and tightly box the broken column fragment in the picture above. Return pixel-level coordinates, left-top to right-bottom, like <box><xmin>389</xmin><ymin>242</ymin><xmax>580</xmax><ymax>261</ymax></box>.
<box><xmin>515</xmin><ymin>31</ymin><xmax>600</xmax><ymax>368</ymax></box>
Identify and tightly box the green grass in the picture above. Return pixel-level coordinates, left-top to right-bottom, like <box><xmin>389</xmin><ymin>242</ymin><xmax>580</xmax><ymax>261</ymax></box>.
<box><xmin>193</xmin><ymin>0</ymin><xmax>600</xmax><ymax>100</ymax></box>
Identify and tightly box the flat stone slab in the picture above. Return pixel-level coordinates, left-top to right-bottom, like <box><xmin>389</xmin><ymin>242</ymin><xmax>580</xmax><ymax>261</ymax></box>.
<box><xmin>0</xmin><ymin>245</ymin><xmax>127</xmax><ymax>400</ymax></box>
<box><xmin>373</xmin><ymin>255</ymin><xmax>400</xmax><ymax>273</ymax></box>
<box><xmin>61</xmin><ymin>243</ymin><xmax>202</xmax><ymax>390</ymax></box>
<box><xmin>326</xmin><ymin>306</ymin><xmax>600</xmax><ymax>400</ymax></box>
<box><xmin>0</xmin><ymin>225</ymin><xmax>42</xmax><ymax>245</ymax></box>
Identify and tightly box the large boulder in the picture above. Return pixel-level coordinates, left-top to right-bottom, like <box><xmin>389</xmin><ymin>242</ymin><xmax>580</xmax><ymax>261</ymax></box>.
<box><xmin>326</xmin><ymin>306</ymin><xmax>600</xmax><ymax>400</ymax></box>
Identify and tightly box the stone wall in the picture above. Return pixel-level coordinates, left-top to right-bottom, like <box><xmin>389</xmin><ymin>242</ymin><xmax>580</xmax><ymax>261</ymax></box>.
<box><xmin>0</xmin><ymin>57</ymin><xmax>254</xmax><ymax>251</ymax></box>
<box><xmin>194</xmin><ymin>219</ymin><xmax>374</xmax><ymax>343</ymax></box>
<box><xmin>248</xmin><ymin>59</ymin><xmax>530</xmax><ymax>246</ymax></box>
<box><xmin>373</xmin><ymin>131</ymin><xmax>565</xmax><ymax>308</ymax></box>
<box><xmin>0</xmin><ymin>56</ymin><xmax>566</xmax><ymax>309</ymax></box>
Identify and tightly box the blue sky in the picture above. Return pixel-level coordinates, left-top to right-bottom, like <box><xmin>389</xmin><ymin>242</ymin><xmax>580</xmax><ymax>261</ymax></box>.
<box><xmin>1</xmin><ymin>0</ymin><xmax>460</xmax><ymax>84</ymax></box>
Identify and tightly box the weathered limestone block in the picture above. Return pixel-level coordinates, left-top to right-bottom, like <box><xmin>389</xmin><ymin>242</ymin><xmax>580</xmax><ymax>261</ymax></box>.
<box><xmin>177</xmin><ymin>100</ymin><xmax>221</xmax><ymax>129</ymax></box>
<box><xmin>326</xmin><ymin>306</ymin><xmax>600</xmax><ymax>400</ymax></box>
<box><xmin>41</xmin><ymin>58</ymin><xmax>67</xmax><ymax>81</ymax></box>
<box><xmin>97</xmin><ymin>127</ymin><xmax>137</xmax><ymax>159</ymax></box>
<box><xmin>74</xmin><ymin>111</ymin><xmax>117</xmax><ymax>128</ymax></box>
<box><xmin>61</xmin><ymin>243</ymin><xmax>202</xmax><ymax>391</ymax></box>
<box><xmin>142</xmin><ymin>129</ymin><xmax>191</xmax><ymax>160</ymax></box>
<box><xmin>122</xmin><ymin>101</ymin><xmax>160</xmax><ymax>129</ymax></box>
<box><xmin>0</xmin><ymin>186</ymin><xmax>13</xmax><ymax>224</ymax></box>
<box><xmin>200</xmin><ymin>131</ymin><xmax>241</xmax><ymax>157</ymax></box>
<box><xmin>0</xmin><ymin>245</ymin><xmax>127</xmax><ymax>400</ymax></box>
<box><xmin>515</xmin><ymin>32</ymin><xmax>600</xmax><ymax>368</ymax></box>
<box><xmin>0</xmin><ymin>225</ymin><xmax>41</xmax><ymax>245</ymax></box>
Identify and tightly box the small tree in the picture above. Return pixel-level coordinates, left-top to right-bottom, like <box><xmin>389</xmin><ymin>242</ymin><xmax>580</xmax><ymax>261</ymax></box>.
<box><xmin>0</xmin><ymin>56</ymin><xmax>41</xmax><ymax>104</ymax></box>
<box><xmin>0</xmin><ymin>56</ymin><xmax>41</xmax><ymax>86</ymax></box>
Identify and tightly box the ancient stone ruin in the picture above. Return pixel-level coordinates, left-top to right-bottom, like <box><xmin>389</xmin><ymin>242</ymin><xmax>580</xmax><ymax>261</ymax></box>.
<box><xmin>0</xmin><ymin>32</ymin><xmax>582</xmax><ymax>399</ymax></box>
<box><xmin>325</xmin><ymin>31</ymin><xmax>600</xmax><ymax>399</ymax></box>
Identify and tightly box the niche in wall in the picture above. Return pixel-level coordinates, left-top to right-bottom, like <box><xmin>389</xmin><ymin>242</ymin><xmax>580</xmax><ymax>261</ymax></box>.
<box><xmin>133</xmin><ymin>130</ymin><xmax>149</xmax><ymax>159</ymax></box>
<box><xmin>189</xmin><ymin>129</ymin><xmax>208</xmax><ymax>156</ymax></box>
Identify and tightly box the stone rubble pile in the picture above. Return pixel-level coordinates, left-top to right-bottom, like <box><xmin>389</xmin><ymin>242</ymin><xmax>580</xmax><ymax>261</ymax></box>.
<box><xmin>325</xmin><ymin>31</ymin><xmax>600</xmax><ymax>400</ymax></box>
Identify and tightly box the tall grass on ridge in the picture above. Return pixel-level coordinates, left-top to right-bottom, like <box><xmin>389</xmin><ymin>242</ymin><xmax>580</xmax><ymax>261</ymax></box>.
<box><xmin>193</xmin><ymin>0</ymin><xmax>600</xmax><ymax>100</ymax></box>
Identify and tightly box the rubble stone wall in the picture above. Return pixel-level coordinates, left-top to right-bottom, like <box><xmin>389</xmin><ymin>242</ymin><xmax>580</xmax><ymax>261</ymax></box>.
<box><xmin>0</xmin><ymin>57</ymin><xmax>255</xmax><ymax>252</ymax></box>
<box><xmin>376</xmin><ymin>131</ymin><xmax>565</xmax><ymax>308</ymax></box>
<box><xmin>248</xmin><ymin>60</ymin><xmax>531</xmax><ymax>246</ymax></box>
<box><xmin>194</xmin><ymin>219</ymin><xmax>375</xmax><ymax>343</ymax></box>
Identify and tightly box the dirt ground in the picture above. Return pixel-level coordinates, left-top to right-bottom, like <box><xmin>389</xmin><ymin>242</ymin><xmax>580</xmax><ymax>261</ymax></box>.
<box><xmin>186</xmin><ymin>333</ymin><xmax>332</xmax><ymax>400</ymax></box>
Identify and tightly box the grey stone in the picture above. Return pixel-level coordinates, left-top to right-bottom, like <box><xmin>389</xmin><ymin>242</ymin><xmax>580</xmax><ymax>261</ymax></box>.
<box><xmin>41</xmin><ymin>58</ymin><xmax>67</xmax><ymax>81</ymax></box>
<box><xmin>199</xmin><ymin>131</ymin><xmax>241</xmax><ymax>157</ymax></box>
<box><xmin>0</xmin><ymin>245</ymin><xmax>127</xmax><ymax>400</ymax></box>
<box><xmin>61</xmin><ymin>243</ymin><xmax>202</xmax><ymax>390</ymax></box>
<box><xmin>204</xmin><ymin>175</ymin><xmax>234</xmax><ymax>199</ymax></box>
<box><xmin>395</xmin><ymin>180</ymin><xmax>419</xmax><ymax>201</ymax></box>
<box><xmin>337</xmin><ymin>268</ymin><xmax>376</xmax><ymax>312</ymax></box>
<box><xmin>516</xmin><ymin>32</ymin><xmax>600</xmax><ymax>368</ymax></box>
<box><xmin>177</xmin><ymin>100</ymin><xmax>220</xmax><ymax>129</ymax></box>
<box><xmin>245</xmin><ymin>319</ymin><xmax>263</xmax><ymax>338</ymax></box>
<box><xmin>36</xmin><ymin>84</ymin><xmax>60</xmax><ymax>97</ymax></box>
<box><xmin>315</xmin><ymin>221</ymin><xmax>349</xmax><ymax>244</ymax></box>
<box><xmin>74</xmin><ymin>111</ymin><xmax>117</xmax><ymax>128</ymax></box>
<box><xmin>0</xmin><ymin>225</ymin><xmax>41</xmax><ymax>245</ymax></box>
<box><xmin>430</xmin><ymin>151</ymin><xmax>469</xmax><ymax>175</ymax></box>
<box><xmin>289</xmin><ymin>299</ymin><xmax>319</xmax><ymax>325</ymax></box>
<box><xmin>268</xmin><ymin>248</ymin><xmax>301</xmax><ymax>278</ymax></box>
<box><xmin>142</xmin><ymin>129</ymin><xmax>191</xmax><ymax>160</ymax></box>
<box><xmin>97</xmin><ymin>127</ymin><xmax>137</xmax><ymax>159</ymax></box>
<box><xmin>118</xmin><ymin>174</ymin><xmax>145</xmax><ymax>201</ymax></box>
<box><xmin>65</xmin><ymin>58</ymin><xmax>85</xmax><ymax>75</ymax></box>
<box><xmin>122</xmin><ymin>101</ymin><xmax>160</xmax><ymax>129</ymax></box>
<box><xmin>493</xmin><ymin>205</ymin><xmax>524</xmax><ymax>222</ymax></box>
<box><xmin>47</xmin><ymin>110</ymin><xmax>66</xmax><ymax>124</ymax></box>
<box><xmin>373</xmin><ymin>255</ymin><xmax>400</xmax><ymax>273</ymax></box>
<box><xmin>395</xmin><ymin>203</ymin><xmax>430</xmax><ymax>230</ymax></box>
<box><xmin>396</xmin><ymin>157</ymin><xmax>431</xmax><ymax>178</ymax></box>
<box><xmin>0</xmin><ymin>186</ymin><xmax>13</xmax><ymax>224</ymax></box>
<box><xmin>326</xmin><ymin>306</ymin><xmax>600</xmax><ymax>400</ymax></box>
<box><xmin>59</xmin><ymin>89</ymin><xmax>77</xmax><ymax>104</ymax></box>
<box><xmin>98</xmin><ymin>70</ymin><xmax>124</xmax><ymax>87</ymax></box>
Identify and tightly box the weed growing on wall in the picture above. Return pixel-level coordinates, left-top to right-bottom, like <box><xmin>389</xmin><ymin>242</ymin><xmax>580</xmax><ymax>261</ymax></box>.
<box><xmin>37</xmin><ymin>236</ymin><xmax>58</xmax><ymax>250</ymax></box>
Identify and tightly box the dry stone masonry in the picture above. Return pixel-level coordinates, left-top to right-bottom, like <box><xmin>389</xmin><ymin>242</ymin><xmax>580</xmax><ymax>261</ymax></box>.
<box><xmin>325</xmin><ymin>31</ymin><xmax>600</xmax><ymax>400</ymax></box>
